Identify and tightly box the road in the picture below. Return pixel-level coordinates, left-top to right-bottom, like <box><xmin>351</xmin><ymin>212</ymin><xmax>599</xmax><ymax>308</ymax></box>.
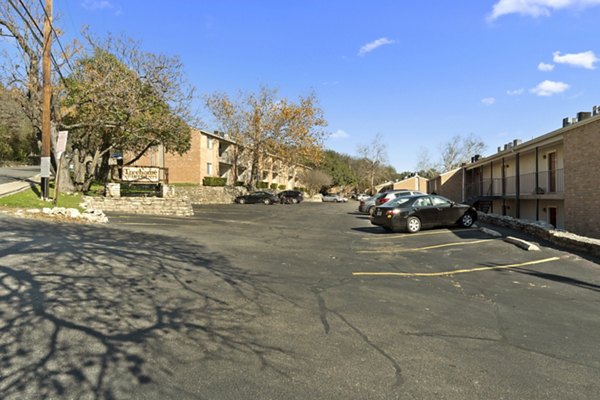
<box><xmin>0</xmin><ymin>166</ymin><xmax>39</xmax><ymax>185</ymax></box>
<box><xmin>1</xmin><ymin>202</ymin><xmax>599</xmax><ymax>399</ymax></box>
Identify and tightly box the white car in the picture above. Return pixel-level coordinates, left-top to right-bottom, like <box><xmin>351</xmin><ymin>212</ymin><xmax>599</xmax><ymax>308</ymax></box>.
<box><xmin>322</xmin><ymin>193</ymin><xmax>348</xmax><ymax>202</ymax></box>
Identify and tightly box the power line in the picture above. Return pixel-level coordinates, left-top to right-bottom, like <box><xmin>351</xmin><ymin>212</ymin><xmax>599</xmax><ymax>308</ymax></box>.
<box><xmin>36</xmin><ymin>0</ymin><xmax>74</xmax><ymax>71</ymax></box>
<box><xmin>7</xmin><ymin>0</ymin><xmax>68</xmax><ymax>83</ymax></box>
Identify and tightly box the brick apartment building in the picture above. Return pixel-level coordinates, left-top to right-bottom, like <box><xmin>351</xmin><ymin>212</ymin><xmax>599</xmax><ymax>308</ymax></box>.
<box><xmin>462</xmin><ymin>107</ymin><xmax>600</xmax><ymax>238</ymax></box>
<box><xmin>129</xmin><ymin>129</ymin><xmax>307</xmax><ymax>189</ymax></box>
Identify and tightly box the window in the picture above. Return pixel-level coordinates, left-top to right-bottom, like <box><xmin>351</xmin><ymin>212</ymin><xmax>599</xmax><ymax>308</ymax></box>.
<box><xmin>207</xmin><ymin>162</ymin><xmax>213</xmax><ymax>176</ymax></box>
<box><xmin>207</xmin><ymin>138</ymin><xmax>213</xmax><ymax>149</ymax></box>
<box><xmin>414</xmin><ymin>197</ymin><xmax>432</xmax><ymax>207</ymax></box>
<box><xmin>431</xmin><ymin>196</ymin><xmax>452</xmax><ymax>207</ymax></box>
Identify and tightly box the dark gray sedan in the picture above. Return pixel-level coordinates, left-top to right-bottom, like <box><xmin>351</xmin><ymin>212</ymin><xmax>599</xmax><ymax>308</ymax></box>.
<box><xmin>234</xmin><ymin>191</ymin><xmax>279</xmax><ymax>205</ymax></box>
<box><xmin>370</xmin><ymin>194</ymin><xmax>477</xmax><ymax>233</ymax></box>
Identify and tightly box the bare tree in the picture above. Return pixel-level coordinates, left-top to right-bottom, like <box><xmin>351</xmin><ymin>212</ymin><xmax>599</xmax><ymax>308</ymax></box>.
<box><xmin>357</xmin><ymin>133</ymin><xmax>388</xmax><ymax>194</ymax></box>
<box><xmin>300</xmin><ymin>169</ymin><xmax>332</xmax><ymax>196</ymax></box>
<box><xmin>414</xmin><ymin>133</ymin><xmax>486</xmax><ymax>174</ymax></box>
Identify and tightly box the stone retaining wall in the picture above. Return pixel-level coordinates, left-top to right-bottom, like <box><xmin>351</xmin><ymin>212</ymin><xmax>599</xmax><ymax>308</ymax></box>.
<box><xmin>477</xmin><ymin>212</ymin><xmax>600</xmax><ymax>258</ymax></box>
<box><xmin>173</xmin><ymin>186</ymin><xmax>247</xmax><ymax>204</ymax></box>
<box><xmin>83</xmin><ymin>196</ymin><xmax>194</xmax><ymax>216</ymax></box>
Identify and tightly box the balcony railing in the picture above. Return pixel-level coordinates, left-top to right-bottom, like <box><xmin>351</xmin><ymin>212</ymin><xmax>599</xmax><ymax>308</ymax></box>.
<box><xmin>465</xmin><ymin>169</ymin><xmax>564</xmax><ymax>199</ymax></box>
<box><xmin>519</xmin><ymin>169</ymin><xmax>564</xmax><ymax>195</ymax></box>
<box><xmin>219</xmin><ymin>150</ymin><xmax>236</xmax><ymax>165</ymax></box>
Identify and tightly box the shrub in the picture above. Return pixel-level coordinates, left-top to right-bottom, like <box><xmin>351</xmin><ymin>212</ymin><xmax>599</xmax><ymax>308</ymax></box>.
<box><xmin>270</xmin><ymin>183</ymin><xmax>278</xmax><ymax>190</ymax></box>
<box><xmin>278</xmin><ymin>185</ymin><xmax>286</xmax><ymax>190</ymax></box>
<box><xmin>256</xmin><ymin>181</ymin><xmax>269</xmax><ymax>189</ymax></box>
<box><xmin>234</xmin><ymin>181</ymin><xmax>245</xmax><ymax>186</ymax></box>
<box><xmin>202</xmin><ymin>177</ymin><xmax>227</xmax><ymax>186</ymax></box>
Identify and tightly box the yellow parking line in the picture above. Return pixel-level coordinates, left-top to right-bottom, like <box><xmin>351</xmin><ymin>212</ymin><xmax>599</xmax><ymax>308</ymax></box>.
<box><xmin>352</xmin><ymin>257</ymin><xmax>560</xmax><ymax>277</ymax></box>
<box><xmin>357</xmin><ymin>239</ymin><xmax>494</xmax><ymax>254</ymax></box>
<box><xmin>362</xmin><ymin>228</ymin><xmax>475</xmax><ymax>240</ymax></box>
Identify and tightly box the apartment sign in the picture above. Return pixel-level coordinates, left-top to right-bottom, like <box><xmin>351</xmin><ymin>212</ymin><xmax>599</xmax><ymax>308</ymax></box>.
<box><xmin>121</xmin><ymin>166</ymin><xmax>161</xmax><ymax>183</ymax></box>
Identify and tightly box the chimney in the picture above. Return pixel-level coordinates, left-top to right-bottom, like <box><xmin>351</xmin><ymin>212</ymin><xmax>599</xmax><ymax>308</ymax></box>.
<box><xmin>497</xmin><ymin>146</ymin><xmax>502</xmax><ymax>153</ymax></box>
<box><xmin>593</xmin><ymin>105</ymin><xmax>599</xmax><ymax>116</ymax></box>
<box><xmin>562</xmin><ymin>117</ymin><xmax>570</xmax><ymax>128</ymax></box>
<box><xmin>513</xmin><ymin>139</ymin><xmax>522</xmax><ymax>147</ymax></box>
<box><xmin>577</xmin><ymin>111</ymin><xmax>592</xmax><ymax>122</ymax></box>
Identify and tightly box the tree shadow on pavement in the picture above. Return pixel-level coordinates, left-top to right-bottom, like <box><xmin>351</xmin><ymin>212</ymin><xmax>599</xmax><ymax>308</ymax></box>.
<box><xmin>510</xmin><ymin>267</ymin><xmax>600</xmax><ymax>293</ymax></box>
<box><xmin>0</xmin><ymin>216</ymin><xmax>286</xmax><ymax>399</ymax></box>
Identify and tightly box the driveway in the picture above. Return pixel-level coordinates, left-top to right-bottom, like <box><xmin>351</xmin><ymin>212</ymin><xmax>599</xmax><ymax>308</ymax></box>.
<box><xmin>1</xmin><ymin>202</ymin><xmax>599</xmax><ymax>399</ymax></box>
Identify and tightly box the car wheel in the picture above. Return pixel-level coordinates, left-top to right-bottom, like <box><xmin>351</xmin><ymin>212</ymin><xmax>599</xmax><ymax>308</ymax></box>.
<box><xmin>406</xmin><ymin>216</ymin><xmax>421</xmax><ymax>233</ymax></box>
<box><xmin>291</xmin><ymin>198</ymin><xmax>298</xmax><ymax>204</ymax></box>
<box><xmin>239</xmin><ymin>198</ymin><xmax>245</xmax><ymax>204</ymax></box>
<box><xmin>264</xmin><ymin>199</ymin><xmax>272</xmax><ymax>205</ymax></box>
<box><xmin>368</xmin><ymin>206</ymin><xmax>375</xmax><ymax>216</ymax></box>
<box><xmin>460</xmin><ymin>212</ymin><xmax>475</xmax><ymax>228</ymax></box>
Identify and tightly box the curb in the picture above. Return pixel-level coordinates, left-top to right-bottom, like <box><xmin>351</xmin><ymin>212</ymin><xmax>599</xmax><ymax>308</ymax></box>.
<box><xmin>478</xmin><ymin>226</ymin><xmax>502</xmax><ymax>237</ymax></box>
<box><xmin>504</xmin><ymin>236</ymin><xmax>541</xmax><ymax>251</ymax></box>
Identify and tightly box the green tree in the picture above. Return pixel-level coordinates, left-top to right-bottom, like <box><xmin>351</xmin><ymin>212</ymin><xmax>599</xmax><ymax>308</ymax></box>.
<box><xmin>0</xmin><ymin>85</ymin><xmax>35</xmax><ymax>163</ymax></box>
<box><xmin>60</xmin><ymin>35</ymin><xmax>196</xmax><ymax>191</ymax></box>
<box><xmin>319</xmin><ymin>150</ymin><xmax>358</xmax><ymax>188</ymax></box>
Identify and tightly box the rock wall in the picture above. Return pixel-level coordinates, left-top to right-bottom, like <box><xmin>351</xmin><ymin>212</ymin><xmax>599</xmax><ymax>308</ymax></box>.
<box><xmin>477</xmin><ymin>212</ymin><xmax>600</xmax><ymax>258</ymax></box>
<box><xmin>83</xmin><ymin>196</ymin><xmax>194</xmax><ymax>216</ymax></box>
<box><xmin>173</xmin><ymin>186</ymin><xmax>247</xmax><ymax>204</ymax></box>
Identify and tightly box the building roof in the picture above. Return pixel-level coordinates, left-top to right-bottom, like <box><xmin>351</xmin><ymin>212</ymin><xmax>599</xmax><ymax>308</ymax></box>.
<box><xmin>466</xmin><ymin>112</ymin><xmax>600</xmax><ymax>170</ymax></box>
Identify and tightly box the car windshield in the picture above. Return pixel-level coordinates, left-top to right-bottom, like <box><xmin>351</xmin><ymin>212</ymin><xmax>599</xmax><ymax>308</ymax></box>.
<box><xmin>386</xmin><ymin>197</ymin><xmax>411</xmax><ymax>207</ymax></box>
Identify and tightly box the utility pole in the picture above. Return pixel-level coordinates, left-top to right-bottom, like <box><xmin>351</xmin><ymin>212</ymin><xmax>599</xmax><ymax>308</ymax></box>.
<box><xmin>41</xmin><ymin>0</ymin><xmax>53</xmax><ymax>199</ymax></box>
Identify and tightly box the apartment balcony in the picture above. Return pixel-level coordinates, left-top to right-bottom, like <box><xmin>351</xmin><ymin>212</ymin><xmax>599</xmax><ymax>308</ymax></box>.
<box><xmin>465</xmin><ymin>169</ymin><xmax>564</xmax><ymax>200</ymax></box>
<box><xmin>519</xmin><ymin>169</ymin><xmax>564</xmax><ymax>198</ymax></box>
<box><xmin>219</xmin><ymin>151</ymin><xmax>236</xmax><ymax>165</ymax></box>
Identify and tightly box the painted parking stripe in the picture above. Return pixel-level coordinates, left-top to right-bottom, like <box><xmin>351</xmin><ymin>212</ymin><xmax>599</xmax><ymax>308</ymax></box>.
<box><xmin>362</xmin><ymin>228</ymin><xmax>476</xmax><ymax>240</ymax></box>
<box><xmin>352</xmin><ymin>257</ymin><xmax>561</xmax><ymax>277</ymax></box>
<box><xmin>357</xmin><ymin>239</ymin><xmax>494</xmax><ymax>254</ymax></box>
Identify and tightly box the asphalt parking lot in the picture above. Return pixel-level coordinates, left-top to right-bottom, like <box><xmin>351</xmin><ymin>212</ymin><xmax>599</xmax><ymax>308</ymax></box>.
<box><xmin>2</xmin><ymin>201</ymin><xmax>600</xmax><ymax>399</ymax></box>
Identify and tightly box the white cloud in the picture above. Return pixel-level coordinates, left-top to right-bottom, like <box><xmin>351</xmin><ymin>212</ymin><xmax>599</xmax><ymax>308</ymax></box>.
<box><xmin>81</xmin><ymin>0</ymin><xmax>113</xmax><ymax>10</ymax></box>
<box><xmin>488</xmin><ymin>0</ymin><xmax>600</xmax><ymax>20</ymax></box>
<box><xmin>530</xmin><ymin>80</ymin><xmax>570</xmax><ymax>96</ymax></box>
<box><xmin>507</xmin><ymin>88</ymin><xmax>525</xmax><ymax>95</ymax></box>
<box><xmin>330</xmin><ymin>129</ymin><xmax>350</xmax><ymax>139</ymax></box>
<box><xmin>481</xmin><ymin>97</ymin><xmax>496</xmax><ymax>105</ymax></box>
<box><xmin>81</xmin><ymin>0</ymin><xmax>122</xmax><ymax>15</ymax></box>
<box><xmin>358</xmin><ymin>38</ymin><xmax>395</xmax><ymax>56</ymax></box>
<box><xmin>538</xmin><ymin>62</ymin><xmax>555</xmax><ymax>71</ymax></box>
<box><xmin>553</xmin><ymin>51</ymin><xmax>599</xmax><ymax>69</ymax></box>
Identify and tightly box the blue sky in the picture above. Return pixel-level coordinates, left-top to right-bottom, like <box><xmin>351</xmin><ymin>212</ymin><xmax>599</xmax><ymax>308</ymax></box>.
<box><xmin>52</xmin><ymin>0</ymin><xmax>600</xmax><ymax>172</ymax></box>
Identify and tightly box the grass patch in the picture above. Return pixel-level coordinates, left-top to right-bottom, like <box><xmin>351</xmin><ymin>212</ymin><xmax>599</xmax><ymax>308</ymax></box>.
<box><xmin>169</xmin><ymin>182</ymin><xmax>199</xmax><ymax>187</ymax></box>
<box><xmin>0</xmin><ymin>184</ymin><xmax>84</xmax><ymax>211</ymax></box>
<box><xmin>85</xmin><ymin>182</ymin><xmax>105</xmax><ymax>197</ymax></box>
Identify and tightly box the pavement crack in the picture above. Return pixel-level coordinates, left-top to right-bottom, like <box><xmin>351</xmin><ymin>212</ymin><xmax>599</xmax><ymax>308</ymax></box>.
<box><xmin>400</xmin><ymin>330</ymin><xmax>500</xmax><ymax>343</ymax></box>
<box><xmin>310</xmin><ymin>287</ymin><xmax>330</xmax><ymax>334</ymax></box>
<box><xmin>332</xmin><ymin>310</ymin><xmax>405</xmax><ymax>388</ymax></box>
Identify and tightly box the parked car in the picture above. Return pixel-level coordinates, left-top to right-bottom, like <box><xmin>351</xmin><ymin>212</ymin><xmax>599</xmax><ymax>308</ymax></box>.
<box><xmin>376</xmin><ymin>190</ymin><xmax>426</xmax><ymax>206</ymax></box>
<box><xmin>322</xmin><ymin>193</ymin><xmax>348</xmax><ymax>202</ymax></box>
<box><xmin>235</xmin><ymin>191</ymin><xmax>279</xmax><ymax>205</ymax></box>
<box><xmin>358</xmin><ymin>193</ymin><xmax>386</xmax><ymax>215</ymax></box>
<box><xmin>357</xmin><ymin>193</ymin><xmax>370</xmax><ymax>201</ymax></box>
<box><xmin>370</xmin><ymin>194</ymin><xmax>477</xmax><ymax>233</ymax></box>
<box><xmin>278</xmin><ymin>190</ymin><xmax>304</xmax><ymax>204</ymax></box>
